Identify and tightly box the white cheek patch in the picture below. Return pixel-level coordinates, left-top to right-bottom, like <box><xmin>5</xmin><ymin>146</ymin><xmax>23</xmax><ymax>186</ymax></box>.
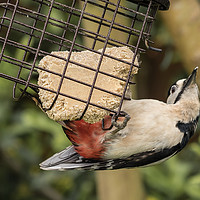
<box><xmin>167</xmin><ymin>79</ymin><xmax>186</xmax><ymax>104</ymax></box>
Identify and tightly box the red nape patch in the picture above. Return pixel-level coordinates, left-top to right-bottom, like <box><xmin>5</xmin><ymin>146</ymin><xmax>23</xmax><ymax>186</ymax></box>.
<box><xmin>63</xmin><ymin>116</ymin><xmax>112</xmax><ymax>159</ymax></box>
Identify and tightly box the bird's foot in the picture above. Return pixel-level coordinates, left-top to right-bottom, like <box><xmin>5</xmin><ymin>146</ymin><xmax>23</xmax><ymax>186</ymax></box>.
<box><xmin>112</xmin><ymin>112</ymin><xmax>130</xmax><ymax>130</ymax></box>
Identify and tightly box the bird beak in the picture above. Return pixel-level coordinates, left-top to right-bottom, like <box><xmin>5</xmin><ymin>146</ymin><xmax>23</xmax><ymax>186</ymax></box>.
<box><xmin>184</xmin><ymin>67</ymin><xmax>198</xmax><ymax>88</ymax></box>
<box><xmin>173</xmin><ymin>67</ymin><xmax>198</xmax><ymax>104</ymax></box>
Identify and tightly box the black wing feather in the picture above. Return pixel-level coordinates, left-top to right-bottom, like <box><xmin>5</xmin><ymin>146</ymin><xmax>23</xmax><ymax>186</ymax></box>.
<box><xmin>40</xmin><ymin>144</ymin><xmax>181</xmax><ymax>171</ymax></box>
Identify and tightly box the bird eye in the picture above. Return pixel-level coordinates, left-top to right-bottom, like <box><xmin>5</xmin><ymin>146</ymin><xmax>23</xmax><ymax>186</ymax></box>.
<box><xmin>171</xmin><ymin>85</ymin><xmax>177</xmax><ymax>94</ymax></box>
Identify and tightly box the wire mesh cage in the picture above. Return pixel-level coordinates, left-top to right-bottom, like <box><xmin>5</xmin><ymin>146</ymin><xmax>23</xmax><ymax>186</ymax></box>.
<box><xmin>0</xmin><ymin>0</ymin><xmax>170</xmax><ymax>124</ymax></box>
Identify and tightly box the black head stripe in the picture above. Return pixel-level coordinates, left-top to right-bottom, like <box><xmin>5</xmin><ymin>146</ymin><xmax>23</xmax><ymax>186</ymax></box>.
<box><xmin>174</xmin><ymin>90</ymin><xmax>183</xmax><ymax>104</ymax></box>
<box><xmin>175</xmin><ymin>69</ymin><xmax>197</xmax><ymax>103</ymax></box>
<box><xmin>174</xmin><ymin>80</ymin><xmax>187</xmax><ymax>104</ymax></box>
<box><xmin>167</xmin><ymin>82</ymin><xmax>177</xmax><ymax>98</ymax></box>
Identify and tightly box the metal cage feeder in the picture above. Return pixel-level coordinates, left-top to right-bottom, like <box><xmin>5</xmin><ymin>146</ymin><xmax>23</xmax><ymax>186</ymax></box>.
<box><xmin>0</xmin><ymin>0</ymin><xmax>170</xmax><ymax>124</ymax></box>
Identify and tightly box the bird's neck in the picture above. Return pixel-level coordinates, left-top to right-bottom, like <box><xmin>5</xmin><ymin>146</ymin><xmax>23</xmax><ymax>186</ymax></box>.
<box><xmin>173</xmin><ymin>98</ymin><xmax>200</xmax><ymax>123</ymax></box>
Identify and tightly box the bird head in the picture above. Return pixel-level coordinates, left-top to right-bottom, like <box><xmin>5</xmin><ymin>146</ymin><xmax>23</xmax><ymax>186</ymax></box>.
<box><xmin>167</xmin><ymin>67</ymin><xmax>199</xmax><ymax>104</ymax></box>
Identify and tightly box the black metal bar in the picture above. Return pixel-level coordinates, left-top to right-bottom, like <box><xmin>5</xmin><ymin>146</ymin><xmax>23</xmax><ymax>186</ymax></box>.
<box><xmin>127</xmin><ymin>0</ymin><xmax>170</xmax><ymax>10</ymax></box>
<box><xmin>79</xmin><ymin>0</ymin><xmax>122</xmax><ymax>119</ymax></box>
<box><xmin>0</xmin><ymin>0</ymin><xmax>19</xmax><ymax>62</ymax></box>
<box><xmin>58</xmin><ymin>0</ymin><xmax>77</xmax><ymax>51</ymax></box>
<box><xmin>116</xmin><ymin>0</ymin><xmax>155</xmax><ymax>118</ymax></box>
<box><xmin>0</xmin><ymin>0</ymin><xmax>161</xmax><ymax>125</ymax></box>
<box><xmin>126</xmin><ymin>4</ymin><xmax>140</xmax><ymax>44</ymax></box>
<box><xmin>44</xmin><ymin>0</ymin><xmax>89</xmax><ymax>111</ymax></box>
<box><xmin>0</xmin><ymin>72</ymin><xmax>119</xmax><ymax>114</ymax></box>
<box><xmin>0</xmin><ymin>0</ymin><xmax>10</xmax><ymax>31</ymax></box>
<box><xmin>1</xmin><ymin>56</ymin><xmax>132</xmax><ymax>100</ymax></box>
<box><xmin>0</xmin><ymin>16</ymin><xmax>148</xmax><ymax>53</ymax></box>
<box><xmin>17</xmin><ymin>0</ymin><xmax>56</xmax><ymax>101</ymax></box>
<box><xmin>0</xmin><ymin>3</ymin><xmax>152</xmax><ymax>44</ymax></box>
<box><xmin>0</xmin><ymin>36</ymin><xmax>139</xmax><ymax>84</ymax></box>
<box><xmin>34</xmin><ymin>0</ymin><xmax>154</xmax><ymax>20</ymax></box>
<box><xmin>13</xmin><ymin>0</ymin><xmax>44</xmax><ymax>100</ymax></box>
<box><xmin>91</xmin><ymin>0</ymin><xmax>109</xmax><ymax>49</ymax></box>
<box><xmin>8</xmin><ymin>0</ymin><xmax>154</xmax><ymax>34</ymax></box>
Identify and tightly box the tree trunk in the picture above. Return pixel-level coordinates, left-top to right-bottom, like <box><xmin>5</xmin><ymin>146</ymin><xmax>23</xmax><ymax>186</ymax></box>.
<box><xmin>80</xmin><ymin>1</ymin><xmax>145</xmax><ymax>199</ymax></box>
<box><xmin>96</xmin><ymin>169</ymin><xmax>145</xmax><ymax>200</ymax></box>
<box><xmin>160</xmin><ymin>0</ymin><xmax>200</xmax><ymax>75</ymax></box>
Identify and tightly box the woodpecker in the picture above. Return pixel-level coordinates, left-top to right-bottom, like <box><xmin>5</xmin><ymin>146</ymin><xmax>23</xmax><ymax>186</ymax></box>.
<box><xmin>39</xmin><ymin>67</ymin><xmax>200</xmax><ymax>171</ymax></box>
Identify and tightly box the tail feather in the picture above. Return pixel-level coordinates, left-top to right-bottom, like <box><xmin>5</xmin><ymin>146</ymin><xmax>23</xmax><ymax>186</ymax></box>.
<box><xmin>39</xmin><ymin>146</ymin><xmax>101</xmax><ymax>170</ymax></box>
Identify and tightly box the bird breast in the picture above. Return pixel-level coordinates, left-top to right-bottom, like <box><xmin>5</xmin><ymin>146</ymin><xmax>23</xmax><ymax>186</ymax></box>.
<box><xmin>104</xmin><ymin>99</ymin><xmax>185</xmax><ymax>159</ymax></box>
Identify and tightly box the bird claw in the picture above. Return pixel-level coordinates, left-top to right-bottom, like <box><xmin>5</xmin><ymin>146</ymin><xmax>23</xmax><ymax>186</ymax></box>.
<box><xmin>20</xmin><ymin>87</ymin><xmax>45</xmax><ymax>112</ymax></box>
<box><xmin>112</xmin><ymin>113</ymin><xmax>130</xmax><ymax>130</ymax></box>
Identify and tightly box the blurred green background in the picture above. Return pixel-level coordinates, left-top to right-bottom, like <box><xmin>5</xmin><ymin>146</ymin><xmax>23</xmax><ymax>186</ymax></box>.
<box><xmin>1</xmin><ymin>0</ymin><xmax>200</xmax><ymax>200</ymax></box>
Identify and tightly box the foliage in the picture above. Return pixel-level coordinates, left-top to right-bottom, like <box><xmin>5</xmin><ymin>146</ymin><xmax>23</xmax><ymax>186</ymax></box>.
<box><xmin>0</xmin><ymin>67</ymin><xmax>97</xmax><ymax>200</ymax></box>
<box><xmin>142</xmin><ymin>145</ymin><xmax>200</xmax><ymax>200</ymax></box>
<box><xmin>0</xmin><ymin>0</ymin><xmax>96</xmax><ymax>199</ymax></box>
<box><xmin>1</xmin><ymin>0</ymin><xmax>200</xmax><ymax>200</ymax></box>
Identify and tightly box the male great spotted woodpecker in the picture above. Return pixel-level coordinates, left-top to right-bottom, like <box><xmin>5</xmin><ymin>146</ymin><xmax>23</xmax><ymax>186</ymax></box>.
<box><xmin>39</xmin><ymin>67</ymin><xmax>200</xmax><ymax>170</ymax></box>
